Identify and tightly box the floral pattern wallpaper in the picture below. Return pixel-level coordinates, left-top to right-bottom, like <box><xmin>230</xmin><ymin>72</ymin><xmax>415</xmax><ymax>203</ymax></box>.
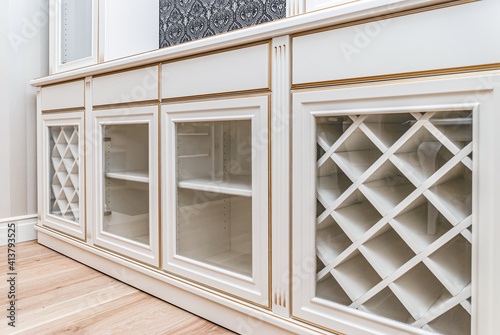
<box><xmin>159</xmin><ymin>0</ymin><xmax>286</xmax><ymax>48</ymax></box>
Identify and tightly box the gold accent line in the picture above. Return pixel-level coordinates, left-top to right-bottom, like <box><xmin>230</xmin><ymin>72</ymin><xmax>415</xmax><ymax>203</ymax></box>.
<box><xmin>292</xmin><ymin>315</ymin><xmax>346</xmax><ymax>335</ymax></box>
<box><xmin>291</xmin><ymin>63</ymin><xmax>500</xmax><ymax>90</ymax></box>
<box><xmin>82</xmin><ymin>99</ymin><xmax>88</xmax><ymax>242</ymax></box>
<box><xmin>268</xmin><ymin>40</ymin><xmax>273</xmax><ymax>92</ymax></box>
<box><xmin>38</xmin><ymin>223</ymin><xmax>325</xmax><ymax>334</ymax></box>
<box><xmin>158</xmin><ymin>64</ymin><xmax>162</xmax><ymax>102</ymax></box>
<box><xmin>160</xmin><ymin>268</ymin><xmax>272</xmax><ymax>311</ymax></box>
<box><xmin>93</xmin><ymin>241</ymin><xmax>161</xmax><ymax>269</ymax></box>
<box><xmin>161</xmin><ymin>40</ymin><xmax>271</xmax><ymax>65</ymax></box>
<box><xmin>291</xmin><ymin>0</ymin><xmax>478</xmax><ymax>38</ymax></box>
<box><xmin>157</xmin><ymin>105</ymin><xmax>162</xmax><ymax>270</ymax></box>
<box><xmin>92</xmin><ymin>63</ymin><xmax>161</xmax><ymax>78</ymax></box>
<box><xmin>161</xmin><ymin>88</ymin><xmax>271</xmax><ymax>104</ymax></box>
<box><xmin>92</xmin><ymin>101</ymin><xmax>161</xmax><ymax>110</ymax></box>
<box><xmin>267</xmin><ymin>94</ymin><xmax>273</xmax><ymax>309</ymax></box>
<box><xmin>42</xmin><ymin>107</ymin><xmax>86</xmax><ymax>114</ymax></box>
<box><xmin>161</xmin><ymin>91</ymin><xmax>272</xmax><ymax>105</ymax></box>
<box><xmin>293</xmin><ymin>68</ymin><xmax>500</xmax><ymax>93</ymax></box>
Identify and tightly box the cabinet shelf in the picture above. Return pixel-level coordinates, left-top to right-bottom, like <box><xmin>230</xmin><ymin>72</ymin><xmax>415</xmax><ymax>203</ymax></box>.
<box><xmin>360</xmin><ymin>226</ymin><xmax>415</xmax><ymax>279</ymax></box>
<box><xmin>178</xmin><ymin>175</ymin><xmax>252</xmax><ymax>197</ymax></box>
<box><xmin>204</xmin><ymin>250</ymin><xmax>252</xmax><ymax>277</ymax></box>
<box><xmin>331</xmin><ymin>251</ymin><xmax>381</xmax><ymax>302</ymax></box>
<box><xmin>105</xmin><ymin>170</ymin><xmax>149</xmax><ymax>183</ymax></box>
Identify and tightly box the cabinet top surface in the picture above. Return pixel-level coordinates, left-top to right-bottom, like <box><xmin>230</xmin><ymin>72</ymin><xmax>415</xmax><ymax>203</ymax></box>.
<box><xmin>30</xmin><ymin>0</ymin><xmax>453</xmax><ymax>87</ymax></box>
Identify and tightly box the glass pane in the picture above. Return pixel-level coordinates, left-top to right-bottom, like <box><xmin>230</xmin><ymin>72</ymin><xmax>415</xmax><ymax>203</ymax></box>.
<box><xmin>103</xmin><ymin>124</ymin><xmax>150</xmax><ymax>245</ymax></box>
<box><xmin>175</xmin><ymin>120</ymin><xmax>252</xmax><ymax>277</ymax></box>
<box><xmin>314</xmin><ymin>112</ymin><xmax>472</xmax><ymax>334</ymax></box>
<box><xmin>61</xmin><ymin>0</ymin><xmax>92</xmax><ymax>64</ymax></box>
<box><xmin>49</xmin><ymin>125</ymin><xmax>80</xmax><ymax>222</ymax></box>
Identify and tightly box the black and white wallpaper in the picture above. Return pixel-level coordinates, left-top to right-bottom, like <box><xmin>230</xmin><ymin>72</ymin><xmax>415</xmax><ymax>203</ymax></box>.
<box><xmin>159</xmin><ymin>0</ymin><xmax>286</xmax><ymax>48</ymax></box>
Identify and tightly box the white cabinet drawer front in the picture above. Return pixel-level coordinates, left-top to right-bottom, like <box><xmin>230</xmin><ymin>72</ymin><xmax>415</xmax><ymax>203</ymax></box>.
<box><xmin>161</xmin><ymin>43</ymin><xmax>270</xmax><ymax>100</ymax></box>
<box><xmin>292</xmin><ymin>0</ymin><xmax>500</xmax><ymax>87</ymax></box>
<box><xmin>41</xmin><ymin>80</ymin><xmax>85</xmax><ymax>111</ymax></box>
<box><xmin>93</xmin><ymin>66</ymin><xmax>159</xmax><ymax>106</ymax></box>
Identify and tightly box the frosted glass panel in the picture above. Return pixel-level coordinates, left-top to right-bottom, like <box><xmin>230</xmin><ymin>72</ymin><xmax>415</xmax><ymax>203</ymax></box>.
<box><xmin>61</xmin><ymin>0</ymin><xmax>92</xmax><ymax>63</ymax></box>
<box><xmin>49</xmin><ymin>125</ymin><xmax>80</xmax><ymax>222</ymax></box>
<box><xmin>175</xmin><ymin>120</ymin><xmax>253</xmax><ymax>277</ymax></box>
<box><xmin>102</xmin><ymin>124</ymin><xmax>150</xmax><ymax>245</ymax></box>
<box><xmin>315</xmin><ymin>111</ymin><xmax>472</xmax><ymax>334</ymax></box>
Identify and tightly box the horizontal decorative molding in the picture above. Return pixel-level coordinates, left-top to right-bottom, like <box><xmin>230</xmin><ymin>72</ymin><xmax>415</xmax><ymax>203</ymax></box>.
<box><xmin>0</xmin><ymin>215</ymin><xmax>38</xmax><ymax>246</ymax></box>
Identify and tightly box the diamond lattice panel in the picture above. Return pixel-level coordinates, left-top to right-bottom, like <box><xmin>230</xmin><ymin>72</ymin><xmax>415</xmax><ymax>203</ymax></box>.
<box><xmin>315</xmin><ymin>111</ymin><xmax>472</xmax><ymax>335</ymax></box>
<box><xmin>49</xmin><ymin>125</ymin><xmax>80</xmax><ymax>223</ymax></box>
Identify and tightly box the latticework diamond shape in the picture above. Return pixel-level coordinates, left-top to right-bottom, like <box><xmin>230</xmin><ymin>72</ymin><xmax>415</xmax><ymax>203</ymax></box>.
<box><xmin>49</xmin><ymin>125</ymin><xmax>79</xmax><ymax>223</ymax></box>
<box><xmin>314</xmin><ymin>110</ymin><xmax>473</xmax><ymax>334</ymax></box>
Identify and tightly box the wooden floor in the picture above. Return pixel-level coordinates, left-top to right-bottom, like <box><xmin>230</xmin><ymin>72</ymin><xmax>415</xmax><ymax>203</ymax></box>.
<box><xmin>0</xmin><ymin>241</ymin><xmax>235</xmax><ymax>334</ymax></box>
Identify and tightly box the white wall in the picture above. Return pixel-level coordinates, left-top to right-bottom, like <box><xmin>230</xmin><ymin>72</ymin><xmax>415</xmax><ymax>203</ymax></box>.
<box><xmin>0</xmin><ymin>0</ymin><xmax>49</xmax><ymax>242</ymax></box>
<box><xmin>103</xmin><ymin>0</ymin><xmax>159</xmax><ymax>61</ymax></box>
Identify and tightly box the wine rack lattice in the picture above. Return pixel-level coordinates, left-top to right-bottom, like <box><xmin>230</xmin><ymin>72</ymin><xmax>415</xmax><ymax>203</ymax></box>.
<box><xmin>49</xmin><ymin>126</ymin><xmax>80</xmax><ymax>223</ymax></box>
<box><xmin>315</xmin><ymin>111</ymin><xmax>472</xmax><ymax>335</ymax></box>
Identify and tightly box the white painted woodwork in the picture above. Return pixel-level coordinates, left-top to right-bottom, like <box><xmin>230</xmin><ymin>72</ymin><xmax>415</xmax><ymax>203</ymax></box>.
<box><xmin>162</xmin><ymin>96</ymin><xmax>269</xmax><ymax>306</ymax></box>
<box><xmin>100</xmin><ymin>0</ymin><xmax>159</xmax><ymax>62</ymax></box>
<box><xmin>292</xmin><ymin>0</ymin><xmax>500</xmax><ymax>86</ymax></box>
<box><xmin>271</xmin><ymin>35</ymin><xmax>291</xmax><ymax>317</ymax></box>
<box><xmin>292</xmin><ymin>74</ymin><xmax>500</xmax><ymax>335</ymax></box>
<box><xmin>40</xmin><ymin>112</ymin><xmax>86</xmax><ymax>240</ymax></box>
<box><xmin>41</xmin><ymin>80</ymin><xmax>85</xmax><ymax>111</ymax></box>
<box><xmin>0</xmin><ymin>215</ymin><xmax>38</xmax><ymax>246</ymax></box>
<box><xmin>32</xmin><ymin>1</ymin><xmax>500</xmax><ymax>334</ymax></box>
<box><xmin>34</xmin><ymin>0</ymin><xmax>465</xmax><ymax>86</ymax></box>
<box><xmin>161</xmin><ymin>43</ymin><xmax>270</xmax><ymax>99</ymax></box>
<box><xmin>92</xmin><ymin>105</ymin><xmax>159</xmax><ymax>267</ymax></box>
<box><xmin>92</xmin><ymin>66</ymin><xmax>159</xmax><ymax>106</ymax></box>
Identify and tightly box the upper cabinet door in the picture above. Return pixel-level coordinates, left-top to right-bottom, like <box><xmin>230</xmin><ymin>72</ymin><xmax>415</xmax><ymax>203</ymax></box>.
<box><xmin>290</xmin><ymin>75</ymin><xmax>494</xmax><ymax>335</ymax></box>
<box><xmin>50</xmin><ymin>0</ymin><xmax>98</xmax><ymax>74</ymax></box>
<box><xmin>41</xmin><ymin>112</ymin><xmax>86</xmax><ymax>240</ymax></box>
<box><xmin>162</xmin><ymin>96</ymin><xmax>270</xmax><ymax>307</ymax></box>
<box><xmin>92</xmin><ymin>105</ymin><xmax>160</xmax><ymax>267</ymax></box>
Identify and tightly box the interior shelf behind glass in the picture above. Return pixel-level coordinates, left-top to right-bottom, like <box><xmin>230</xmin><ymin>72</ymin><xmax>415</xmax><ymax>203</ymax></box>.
<box><xmin>103</xmin><ymin>123</ymin><xmax>150</xmax><ymax>245</ymax></box>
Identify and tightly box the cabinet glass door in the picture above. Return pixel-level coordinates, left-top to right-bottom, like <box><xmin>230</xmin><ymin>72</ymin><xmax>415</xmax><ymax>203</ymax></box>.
<box><xmin>176</xmin><ymin>120</ymin><xmax>253</xmax><ymax>277</ymax></box>
<box><xmin>93</xmin><ymin>106</ymin><xmax>159</xmax><ymax>267</ymax></box>
<box><xmin>50</xmin><ymin>0</ymin><xmax>97</xmax><ymax>73</ymax></box>
<box><xmin>163</xmin><ymin>96</ymin><xmax>269</xmax><ymax>307</ymax></box>
<box><xmin>60</xmin><ymin>0</ymin><xmax>93</xmax><ymax>64</ymax></box>
<box><xmin>293</xmin><ymin>87</ymin><xmax>476</xmax><ymax>335</ymax></box>
<box><xmin>103</xmin><ymin>123</ymin><xmax>150</xmax><ymax>245</ymax></box>
<box><xmin>42</xmin><ymin>112</ymin><xmax>86</xmax><ymax>240</ymax></box>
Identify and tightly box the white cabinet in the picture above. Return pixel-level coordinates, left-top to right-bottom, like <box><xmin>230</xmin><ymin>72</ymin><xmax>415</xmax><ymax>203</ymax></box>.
<box><xmin>290</xmin><ymin>75</ymin><xmax>498</xmax><ymax>335</ymax></box>
<box><xmin>162</xmin><ymin>96</ymin><xmax>270</xmax><ymax>306</ymax></box>
<box><xmin>49</xmin><ymin>0</ymin><xmax>98</xmax><ymax>73</ymax></box>
<box><xmin>41</xmin><ymin>112</ymin><xmax>86</xmax><ymax>240</ymax></box>
<box><xmin>92</xmin><ymin>106</ymin><xmax>160</xmax><ymax>267</ymax></box>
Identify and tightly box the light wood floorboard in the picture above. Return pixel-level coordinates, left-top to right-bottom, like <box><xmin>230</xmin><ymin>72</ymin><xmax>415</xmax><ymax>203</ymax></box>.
<box><xmin>0</xmin><ymin>241</ymin><xmax>235</xmax><ymax>334</ymax></box>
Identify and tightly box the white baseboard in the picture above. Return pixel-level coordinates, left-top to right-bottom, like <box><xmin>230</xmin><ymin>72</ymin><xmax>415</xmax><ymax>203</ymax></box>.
<box><xmin>0</xmin><ymin>215</ymin><xmax>38</xmax><ymax>246</ymax></box>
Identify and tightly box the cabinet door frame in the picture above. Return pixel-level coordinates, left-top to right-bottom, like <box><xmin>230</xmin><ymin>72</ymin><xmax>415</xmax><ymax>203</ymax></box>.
<box><xmin>41</xmin><ymin>111</ymin><xmax>86</xmax><ymax>240</ymax></box>
<box><xmin>49</xmin><ymin>0</ymin><xmax>99</xmax><ymax>74</ymax></box>
<box><xmin>92</xmin><ymin>105</ymin><xmax>160</xmax><ymax>267</ymax></box>
<box><xmin>292</xmin><ymin>74</ymin><xmax>499</xmax><ymax>335</ymax></box>
<box><xmin>161</xmin><ymin>95</ymin><xmax>270</xmax><ymax>308</ymax></box>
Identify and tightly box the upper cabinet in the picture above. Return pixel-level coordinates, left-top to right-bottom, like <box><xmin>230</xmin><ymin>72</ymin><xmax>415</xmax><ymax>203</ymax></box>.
<box><xmin>50</xmin><ymin>0</ymin><xmax>98</xmax><ymax>73</ymax></box>
<box><xmin>49</xmin><ymin>0</ymin><xmax>159</xmax><ymax>74</ymax></box>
